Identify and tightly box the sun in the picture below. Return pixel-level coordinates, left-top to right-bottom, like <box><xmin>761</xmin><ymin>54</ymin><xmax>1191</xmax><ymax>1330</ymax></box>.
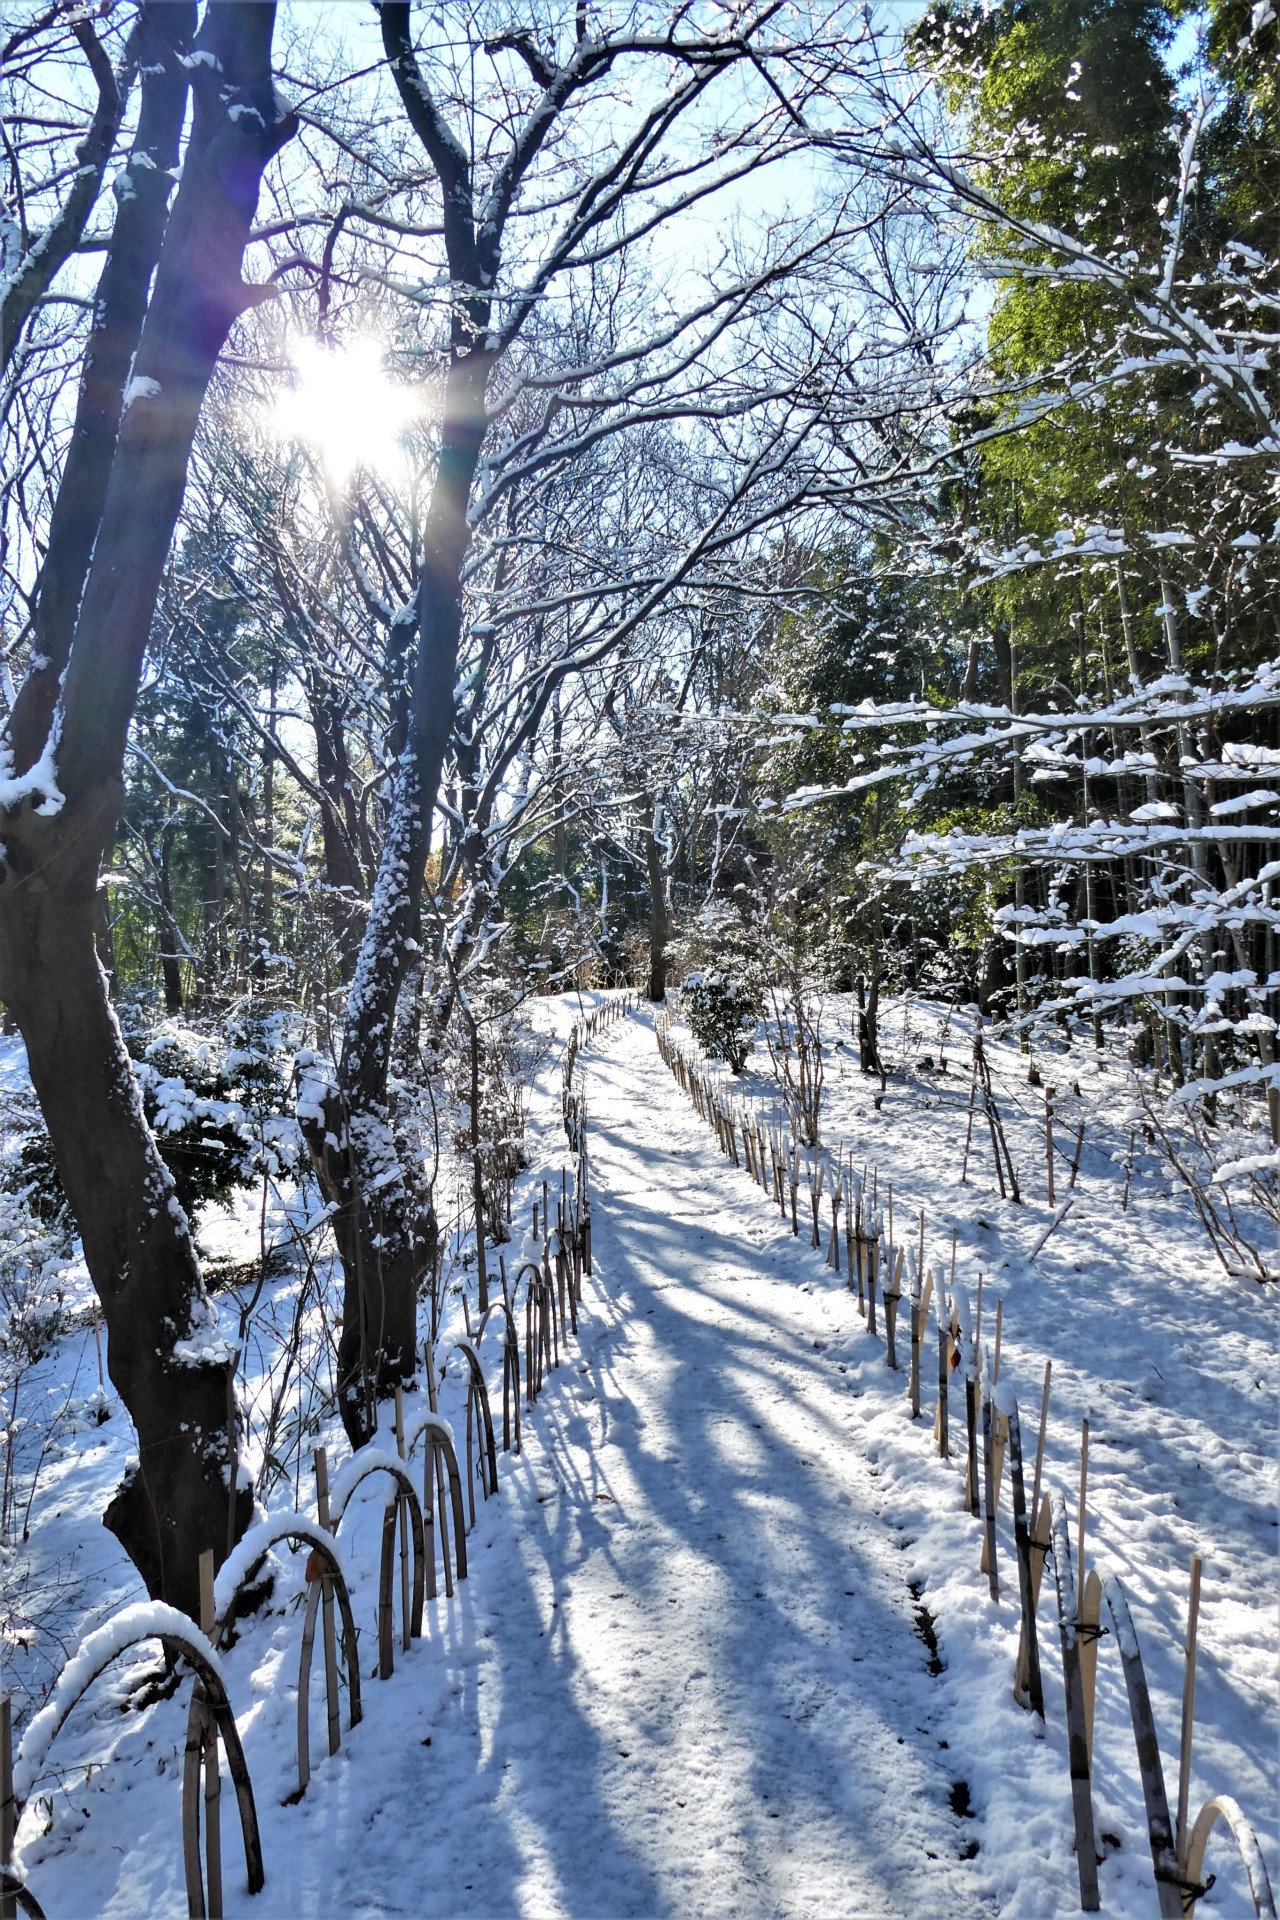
<box><xmin>273</xmin><ymin>336</ymin><xmax>415</xmax><ymax>483</ymax></box>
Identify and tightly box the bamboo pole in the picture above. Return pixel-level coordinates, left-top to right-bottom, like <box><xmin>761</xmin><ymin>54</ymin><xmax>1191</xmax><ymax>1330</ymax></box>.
<box><xmin>1008</xmin><ymin>1406</ymin><xmax>1045</xmax><ymax>1716</ymax></box>
<box><xmin>314</xmin><ymin>1449</ymin><xmax>341</xmax><ymax>1757</ymax></box>
<box><xmin>1077</xmin><ymin>1416</ymin><xmax>1090</xmax><ymax>1605</ymax></box>
<box><xmin>1030</xmin><ymin>1361</ymin><xmax>1052</xmax><ymax>1527</ymax></box>
<box><xmin>961</xmin><ymin>1054</ymin><xmax>978</xmax><ymax>1184</ymax></box>
<box><xmin>1079</xmin><ymin>1568</ymin><xmax>1103</xmax><ymax>1766</ymax></box>
<box><xmin>394</xmin><ymin>1387</ymin><xmax>411</xmax><ymax>1652</ymax></box>
<box><xmin>1045</xmin><ymin>1086</ymin><xmax>1056</xmax><ymax>1206</ymax></box>
<box><xmin>198</xmin><ymin>1549</ymin><xmax>222</xmax><ymax>1920</ymax></box>
<box><xmin>1176</xmin><ymin>1552</ymin><xmax>1203</xmax><ymax>1870</ymax></box>
<box><xmin>885</xmin><ymin>1245</ymin><xmax>903</xmax><ymax>1370</ymax></box>
<box><xmin>909</xmin><ymin>1262</ymin><xmax>922</xmax><ymax>1417</ymax></box>
<box><xmin>1</xmin><ymin>1697</ymin><xmax>15</xmax><ymax>1920</ymax></box>
<box><xmin>965</xmin><ymin>1349</ymin><xmax>980</xmax><ymax>1518</ymax></box>
<box><xmin>982</xmin><ymin>1394</ymin><xmax>999</xmax><ymax>1601</ymax></box>
<box><xmin>1052</xmin><ymin>1501</ymin><xmax>1101</xmax><ymax>1912</ymax></box>
<box><xmin>936</xmin><ymin>1285</ymin><xmax>950</xmax><ymax>1459</ymax></box>
<box><xmin>1069</xmin><ymin>1121</ymin><xmax>1085</xmax><ymax>1190</ymax></box>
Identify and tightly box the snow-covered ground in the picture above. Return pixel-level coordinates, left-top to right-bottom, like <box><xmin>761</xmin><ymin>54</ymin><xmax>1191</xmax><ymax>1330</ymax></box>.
<box><xmin>656</xmin><ymin>993</ymin><xmax>1278</xmax><ymax>1918</ymax></box>
<box><xmin>1</xmin><ymin>997</ymin><xmax>1275</xmax><ymax>1918</ymax></box>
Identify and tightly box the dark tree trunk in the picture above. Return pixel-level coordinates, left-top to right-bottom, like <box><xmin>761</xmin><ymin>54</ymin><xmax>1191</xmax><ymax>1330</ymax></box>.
<box><xmin>856</xmin><ymin>972</ymin><xmax>883</xmax><ymax>1075</ymax></box>
<box><xmin>306</xmin><ymin>679</ymin><xmax>369</xmax><ymax>980</ymax></box>
<box><xmin>0</xmin><ymin>867</ymin><xmax>250</xmax><ymax>1607</ymax></box>
<box><xmin>13</xmin><ymin>5</ymin><xmax>195</xmax><ymax>773</ymax></box>
<box><xmin>156</xmin><ymin>828</ymin><xmax>186</xmax><ymax>1015</ymax></box>
<box><xmin>302</xmin><ymin>352</ymin><xmax>488</xmax><ymax>1448</ymax></box>
<box><xmin>644</xmin><ymin>814</ymin><xmax>670</xmax><ymax>1002</ymax></box>
<box><xmin>0</xmin><ymin>3</ymin><xmax>294</xmax><ymax>1615</ymax></box>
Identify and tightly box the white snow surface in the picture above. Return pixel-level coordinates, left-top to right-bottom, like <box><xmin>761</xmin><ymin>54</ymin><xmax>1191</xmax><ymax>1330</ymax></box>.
<box><xmin>1</xmin><ymin>997</ymin><xmax>1275</xmax><ymax>1918</ymax></box>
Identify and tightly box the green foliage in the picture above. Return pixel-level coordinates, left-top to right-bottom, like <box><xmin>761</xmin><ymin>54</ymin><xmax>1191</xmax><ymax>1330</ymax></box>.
<box><xmin>682</xmin><ymin>971</ymin><xmax>761</xmax><ymax>1074</ymax></box>
<box><xmin>17</xmin><ymin>1005</ymin><xmax>307</xmax><ymax>1231</ymax></box>
<box><xmin>668</xmin><ymin>904</ymin><xmax>763</xmax><ymax>1073</ymax></box>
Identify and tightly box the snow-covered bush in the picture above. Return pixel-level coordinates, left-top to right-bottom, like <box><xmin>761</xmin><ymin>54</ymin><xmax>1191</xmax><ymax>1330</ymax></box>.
<box><xmin>669</xmin><ymin>905</ymin><xmax>763</xmax><ymax>1075</ymax></box>
<box><xmin>19</xmin><ymin>1004</ymin><xmax>308</xmax><ymax>1228</ymax></box>
<box><xmin>683</xmin><ymin>970</ymin><xmax>760</xmax><ymax>1075</ymax></box>
<box><xmin>0</xmin><ymin>1185</ymin><xmax>77</xmax><ymax>1548</ymax></box>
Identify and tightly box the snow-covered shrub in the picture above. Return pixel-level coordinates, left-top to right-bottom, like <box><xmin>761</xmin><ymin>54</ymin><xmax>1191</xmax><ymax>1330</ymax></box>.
<box><xmin>19</xmin><ymin>1003</ymin><xmax>308</xmax><ymax>1227</ymax></box>
<box><xmin>0</xmin><ymin>1192</ymin><xmax>71</xmax><ymax>1371</ymax></box>
<box><xmin>669</xmin><ymin>904</ymin><xmax>763</xmax><ymax>1074</ymax></box>
<box><xmin>0</xmin><ymin>1186</ymin><xmax>76</xmax><ymax>1547</ymax></box>
<box><xmin>683</xmin><ymin>969</ymin><xmax>760</xmax><ymax>1074</ymax></box>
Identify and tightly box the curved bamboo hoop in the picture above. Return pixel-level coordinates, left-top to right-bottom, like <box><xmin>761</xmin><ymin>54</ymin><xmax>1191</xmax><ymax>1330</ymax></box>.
<box><xmin>1</xmin><ymin>1867</ymin><xmax>46</xmax><ymax>1919</ymax></box>
<box><xmin>11</xmin><ymin>1614</ymin><xmax>262</xmax><ymax>1919</ymax></box>
<box><xmin>330</xmin><ymin>1458</ymin><xmax>426</xmax><ymax>1676</ymax></box>
<box><xmin>1184</xmin><ymin>1795</ymin><xmax>1277</xmax><ymax>1919</ymax></box>
<box><xmin>512</xmin><ymin>1257</ymin><xmax>555</xmax><ymax>1405</ymax></box>
<box><xmin>404</xmin><ymin>1411</ymin><xmax>468</xmax><ymax>1597</ymax></box>
<box><xmin>210</xmin><ymin>1519</ymin><xmax>363</xmax><ymax>1799</ymax></box>
<box><xmin>451</xmin><ymin>1337</ymin><xmax>499</xmax><ymax>1522</ymax></box>
<box><xmin>475</xmin><ymin>1299</ymin><xmax>521</xmax><ymax>1454</ymax></box>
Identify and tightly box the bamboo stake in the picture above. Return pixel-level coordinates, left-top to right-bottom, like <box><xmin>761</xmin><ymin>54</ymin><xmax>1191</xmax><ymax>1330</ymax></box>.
<box><xmin>980</xmin><ymin>1303</ymin><xmax>1008</xmax><ymax>1577</ymax></box>
<box><xmin>885</xmin><ymin>1244</ymin><xmax>903</xmax><ymax>1370</ymax></box>
<box><xmin>937</xmin><ymin>1284</ymin><xmax>950</xmax><ymax>1459</ymax></box>
<box><xmin>314</xmin><ymin>1448</ymin><xmax>341</xmax><ymax>1757</ymax></box>
<box><xmin>394</xmin><ymin>1387</ymin><xmax>410</xmax><ymax>1652</ymax></box>
<box><xmin>1051</xmin><ymin>1501</ymin><xmax>1101</xmax><ymax>1912</ymax></box>
<box><xmin>0</xmin><ymin>1697</ymin><xmax>12</xmax><ymax>1920</ymax></box>
<box><xmin>1077</xmin><ymin>1416</ymin><xmax>1090</xmax><ymax>1605</ymax></box>
<box><xmin>982</xmin><ymin>1394</ymin><xmax>999</xmax><ymax>1601</ymax></box>
<box><xmin>961</xmin><ymin>1059</ymin><xmax>978</xmax><ymax>1184</ymax></box>
<box><xmin>1069</xmin><ymin>1120</ymin><xmax>1085</xmax><ymax>1190</ymax></box>
<box><xmin>1008</xmin><ymin>1406</ymin><xmax>1045</xmax><ymax>1717</ymax></box>
<box><xmin>1030</xmin><ymin>1361</ymin><xmax>1052</xmax><ymax>1528</ymax></box>
<box><xmin>1079</xmin><ymin>1568</ymin><xmax>1103</xmax><ymax>1766</ymax></box>
<box><xmin>965</xmin><ymin>1345</ymin><xmax>979</xmax><ymax>1518</ymax></box>
<box><xmin>198</xmin><ymin>1549</ymin><xmax>222</xmax><ymax>1920</ymax></box>
<box><xmin>1045</xmin><ymin>1086</ymin><xmax>1056</xmax><ymax>1206</ymax></box>
<box><xmin>1176</xmin><ymin>1552</ymin><xmax>1203</xmax><ymax>1870</ymax></box>
<box><xmin>909</xmin><ymin>1260</ymin><xmax>922</xmax><ymax>1417</ymax></box>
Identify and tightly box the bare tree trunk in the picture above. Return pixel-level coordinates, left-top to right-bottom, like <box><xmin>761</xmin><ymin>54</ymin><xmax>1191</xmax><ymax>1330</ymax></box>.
<box><xmin>644</xmin><ymin>811</ymin><xmax>670</xmax><ymax>1002</ymax></box>
<box><xmin>302</xmin><ymin>347</ymin><xmax>488</xmax><ymax>1447</ymax></box>
<box><xmin>0</xmin><ymin>2</ymin><xmax>294</xmax><ymax>1615</ymax></box>
<box><xmin>306</xmin><ymin>680</ymin><xmax>370</xmax><ymax>980</ymax></box>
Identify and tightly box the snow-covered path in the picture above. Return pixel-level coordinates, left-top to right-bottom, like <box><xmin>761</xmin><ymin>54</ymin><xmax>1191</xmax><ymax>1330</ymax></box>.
<box><xmin>16</xmin><ymin>1007</ymin><xmax>994</xmax><ymax>1920</ymax></box>
<box><xmin>306</xmin><ymin>1009</ymin><xmax>987</xmax><ymax>1919</ymax></box>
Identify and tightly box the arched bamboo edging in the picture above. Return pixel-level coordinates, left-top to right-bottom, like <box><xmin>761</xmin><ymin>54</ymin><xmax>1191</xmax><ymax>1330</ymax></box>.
<box><xmin>1</xmin><ymin>1866</ymin><xmax>46</xmax><ymax>1919</ymax></box>
<box><xmin>513</xmin><ymin>1256</ymin><xmax>557</xmax><ymax>1405</ymax></box>
<box><xmin>475</xmin><ymin>1299</ymin><xmax>521</xmax><ymax>1454</ymax></box>
<box><xmin>404</xmin><ymin>1410</ymin><xmax>468</xmax><ymax>1598</ymax></box>
<box><xmin>211</xmin><ymin>1517</ymin><xmax>363</xmax><ymax>1800</ymax></box>
<box><xmin>1184</xmin><ymin>1796</ymin><xmax>1277</xmax><ymax>1920</ymax></box>
<box><xmin>11</xmin><ymin>1604</ymin><xmax>262</xmax><ymax>1920</ymax></box>
<box><xmin>329</xmin><ymin>1453</ymin><xmax>426</xmax><ymax>1677</ymax></box>
<box><xmin>451</xmin><ymin>1337</ymin><xmax>499</xmax><ymax>1526</ymax></box>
